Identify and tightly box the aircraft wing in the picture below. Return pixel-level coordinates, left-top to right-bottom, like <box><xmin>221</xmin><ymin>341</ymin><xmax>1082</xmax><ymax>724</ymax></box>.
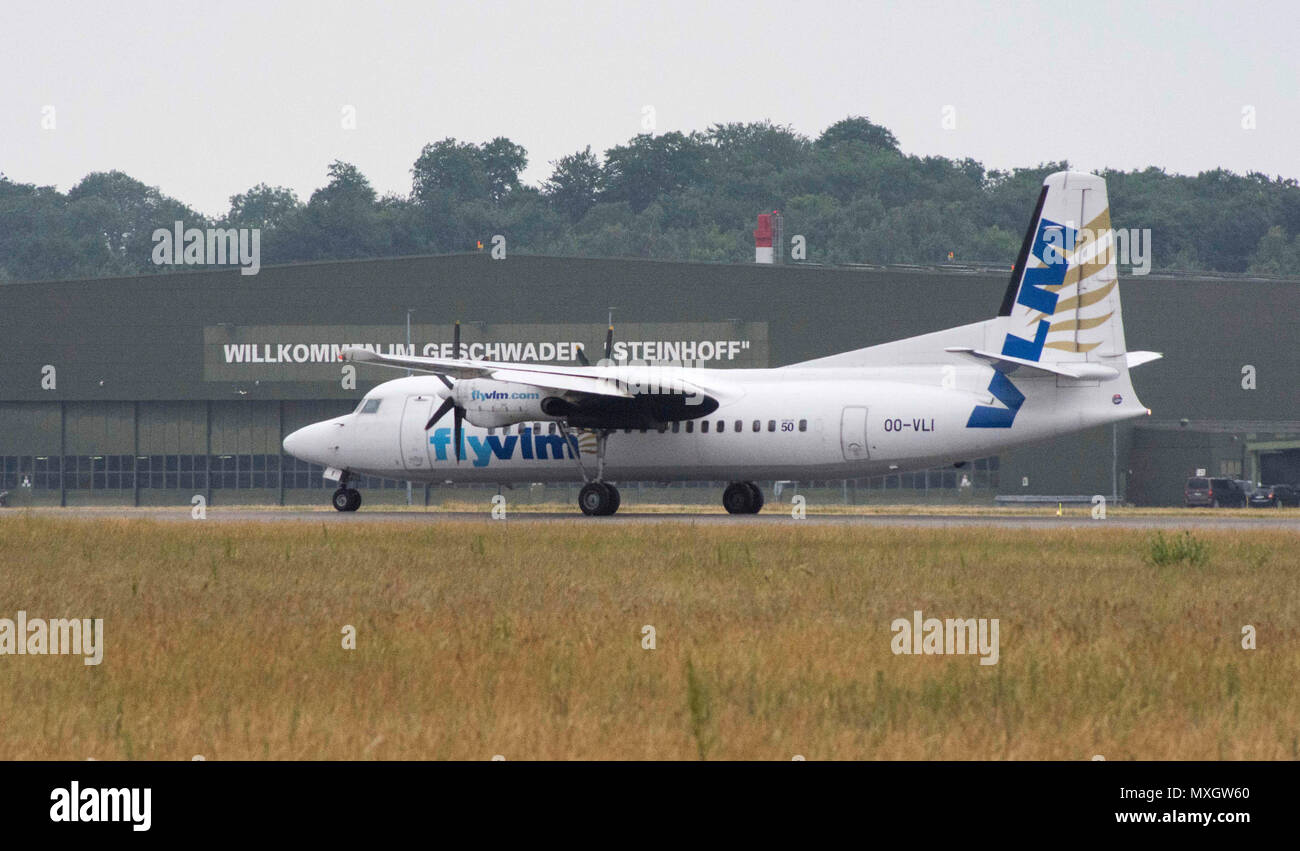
<box><xmin>339</xmin><ymin>346</ymin><xmax>733</xmax><ymax>402</ymax></box>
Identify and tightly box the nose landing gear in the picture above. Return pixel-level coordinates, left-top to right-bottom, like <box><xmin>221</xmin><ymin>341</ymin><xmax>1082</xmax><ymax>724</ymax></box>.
<box><xmin>331</xmin><ymin>472</ymin><xmax>362</xmax><ymax>512</ymax></box>
<box><xmin>332</xmin><ymin>488</ymin><xmax>361</xmax><ymax>511</ymax></box>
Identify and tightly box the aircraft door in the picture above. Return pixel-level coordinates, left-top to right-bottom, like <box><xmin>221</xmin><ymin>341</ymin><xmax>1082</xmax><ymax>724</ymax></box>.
<box><xmin>399</xmin><ymin>395</ymin><xmax>436</xmax><ymax>472</ymax></box>
<box><xmin>840</xmin><ymin>406</ymin><xmax>869</xmax><ymax>461</ymax></box>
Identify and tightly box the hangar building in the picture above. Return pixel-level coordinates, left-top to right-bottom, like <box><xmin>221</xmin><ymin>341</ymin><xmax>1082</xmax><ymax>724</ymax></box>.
<box><xmin>1</xmin><ymin>253</ymin><xmax>1296</xmax><ymax>507</ymax></box>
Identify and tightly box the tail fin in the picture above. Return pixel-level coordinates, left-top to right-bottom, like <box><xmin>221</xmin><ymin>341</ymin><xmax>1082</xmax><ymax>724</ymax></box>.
<box><xmin>998</xmin><ymin>170</ymin><xmax>1129</xmax><ymax>364</ymax></box>
<box><xmin>787</xmin><ymin>170</ymin><xmax>1160</xmax><ymax>376</ymax></box>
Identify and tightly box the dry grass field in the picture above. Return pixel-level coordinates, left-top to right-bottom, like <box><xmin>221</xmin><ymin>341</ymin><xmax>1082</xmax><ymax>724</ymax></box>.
<box><xmin>1</xmin><ymin>513</ymin><xmax>1296</xmax><ymax>760</ymax></box>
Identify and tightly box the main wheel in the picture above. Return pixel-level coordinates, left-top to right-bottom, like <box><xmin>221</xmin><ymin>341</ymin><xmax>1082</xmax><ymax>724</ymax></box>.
<box><xmin>578</xmin><ymin>482</ymin><xmax>619</xmax><ymax>516</ymax></box>
<box><xmin>346</xmin><ymin>488</ymin><xmax>362</xmax><ymax>511</ymax></box>
<box><xmin>743</xmin><ymin>482</ymin><xmax>764</xmax><ymax>513</ymax></box>
<box><xmin>723</xmin><ymin>482</ymin><xmax>757</xmax><ymax>514</ymax></box>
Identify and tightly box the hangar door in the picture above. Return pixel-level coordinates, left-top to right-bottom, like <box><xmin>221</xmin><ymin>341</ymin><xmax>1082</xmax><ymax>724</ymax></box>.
<box><xmin>399</xmin><ymin>395</ymin><xmax>436</xmax><ymax>473</ymax></box>
<box><xmin>841</xmin><ymin>406</ymin><xmax>870</xmax><ymax>461</ymax></box>
<box><xmin>1260</xmin><ymin>448</ymin><xmax>1300</xmax><ymax>485</ymax></box>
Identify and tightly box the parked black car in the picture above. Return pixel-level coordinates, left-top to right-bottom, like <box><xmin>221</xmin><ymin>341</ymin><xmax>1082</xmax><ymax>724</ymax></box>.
<box><xmin>1249</xmin><ymin>483</ymin><xmax>1300</xmax><ymax>508</ymax></box>
<box><xmin>1185</xmin><ymin>477</ymin><xmax>1249</xmax><ymax>507</ymax></box>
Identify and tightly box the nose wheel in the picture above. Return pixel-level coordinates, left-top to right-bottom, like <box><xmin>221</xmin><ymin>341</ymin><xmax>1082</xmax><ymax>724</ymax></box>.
<box><xmin>722</xmin><ymin>481</ymin><xmax>764</xmax><ymax>514</ymax></box>
<box><xmin>332</xmin><ymin>487</ymin><xmax>362</xmax><ymax>512</ymax></box>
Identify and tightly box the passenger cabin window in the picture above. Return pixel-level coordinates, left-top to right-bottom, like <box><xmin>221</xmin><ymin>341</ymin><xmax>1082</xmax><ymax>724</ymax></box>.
<box><xmin>752</xmin><ymin>420</ymin><xmax>760</xmax><ymax>432</ymax></box>
<box><xmin>686</xmin><ymin>421</ymin><xmax>694</xmax><ymax>433</ymax></box>
<box><xmin>716</xmin><ymin>420</ymin><xmax>724</xmax><ymax>433</ymax></box>
<box><xmin>358</xmin><ymin>398</ymin><xmax>382</xmax><ymax>414</ymax></box>
<box><xmin>672</xmin><ymin>422</ymin><xmax>680</xmax><ymax>433</ymax></box>
<box><xmin>798</xmin><ymin>419</ymin><xmax>807</xmax><ymax>432</ymax></box>
<box><xmin>768</xmin><ymin>420</ymin><xmax>776</xmax><ymax>432</ymax></box>
<box><xmin>701</xmin><ymin>420</ymin><xmax>709</xmax><ymax>433</ymax></box>
<box><xmin>734</xmin><ymin>420</ymin><xmax>742</xmax><ymax>433</ymax></box>
<box><xmin>548</xmin><ymin>423</ymin><xmax>557</xmax><ymax>435</ymax></box>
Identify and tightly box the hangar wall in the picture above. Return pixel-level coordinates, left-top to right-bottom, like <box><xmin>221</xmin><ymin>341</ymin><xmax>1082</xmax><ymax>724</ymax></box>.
<box><xmin>1</xmin><ymin>253</ymin><xmax>1295</xmax><ymax>505</ymax></box>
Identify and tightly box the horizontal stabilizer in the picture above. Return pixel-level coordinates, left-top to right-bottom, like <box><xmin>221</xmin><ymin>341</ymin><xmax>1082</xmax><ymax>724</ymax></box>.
<box><xmin>945</xmin><ymin>347</ymin><xmax>1120</xmax><ymax>380</ymax></box>
<box><xmin>1124</xmin><ymin>351</ymin><xmax>1163</xmax><ymax>369</ymax></box>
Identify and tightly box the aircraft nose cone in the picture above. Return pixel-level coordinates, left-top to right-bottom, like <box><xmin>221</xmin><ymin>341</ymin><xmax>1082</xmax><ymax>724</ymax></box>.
<box><xmin>282</xmin><ymin>426</ymin><xmax>307</xmax><ymax>458</ymax></box>
<box><xmin>282</xmin><ymin>421</ymin><xmax>336</xmax><ymax>463</ymax></box>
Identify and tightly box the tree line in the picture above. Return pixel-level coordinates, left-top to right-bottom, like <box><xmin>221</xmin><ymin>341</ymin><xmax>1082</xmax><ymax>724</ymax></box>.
<box><xmin>3</xmin><ymin>116</ymin><xmax>1299</xmax><ymax>282</ymax></box>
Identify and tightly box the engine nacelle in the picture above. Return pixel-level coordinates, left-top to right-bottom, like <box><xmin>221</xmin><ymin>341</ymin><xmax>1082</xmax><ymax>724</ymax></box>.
<box><xmin>453</xmin><ymin>379</ymin><xmax>562</xmax><ymax>428</ymax></box>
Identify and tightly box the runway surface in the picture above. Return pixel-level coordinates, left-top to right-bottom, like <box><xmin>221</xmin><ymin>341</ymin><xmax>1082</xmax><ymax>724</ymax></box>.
<box><xmin>12</xmin><ymin>507</ymin><xmax>1300</xmax><ymax>530</ymax></box>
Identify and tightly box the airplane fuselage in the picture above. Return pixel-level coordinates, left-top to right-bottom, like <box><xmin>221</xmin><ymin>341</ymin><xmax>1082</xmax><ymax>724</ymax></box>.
<box><xmin>286</xmin><ymin>366</ymin><xmax>1139</xmax><ymax>485</ymax></box>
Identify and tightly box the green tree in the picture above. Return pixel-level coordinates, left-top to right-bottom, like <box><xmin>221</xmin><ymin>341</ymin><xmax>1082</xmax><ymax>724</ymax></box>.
<box><xmin>544</xmin><ymin>146</ymin><xmax>602</xmax><ymax>222</ymax></box>
<box><xmin>411</xmin><ymin>138</ymin><xmax>492</xmax><ymax>205</ymax></box>
<box><xmin>276</xmin><ymin>161</ymin><xmax>385</xmax><ymax>261</ymax></box>
<box><xmin>480</xmin><ymin>136</ymin><xmax>528</xmax><ymax>202</ymax></box>
<box><xmin>816</xmin><ymin>116</ymin><xmax>900</xmax><ymax>153</ymax></box>
<box><xmin>1248</xmin><ymin>225</ymin><xmax>1300</xmax><ymax>274</ymax></box>
<box><xmin>224</xmin><ymin>184</ymin><xmax>301</xmax><ymax>231</ymax></box>
<box><xmin>600</xmin><ymin>131</ymin><xmax>707</xmax><ymax>213</ymax></box>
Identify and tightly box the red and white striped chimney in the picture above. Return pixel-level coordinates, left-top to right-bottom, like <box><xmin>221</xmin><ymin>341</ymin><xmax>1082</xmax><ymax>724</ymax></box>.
<box><xmin>754</xmin><ymin>213</ymin><xmax>774</xmax><ymax>263</ymax></box>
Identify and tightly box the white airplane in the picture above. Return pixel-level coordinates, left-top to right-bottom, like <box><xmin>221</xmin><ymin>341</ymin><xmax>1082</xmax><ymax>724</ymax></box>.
<box><xmin>283</xmin><ymin>171</ymin><xmax>1161</xmax><ymax>516</ymax></box>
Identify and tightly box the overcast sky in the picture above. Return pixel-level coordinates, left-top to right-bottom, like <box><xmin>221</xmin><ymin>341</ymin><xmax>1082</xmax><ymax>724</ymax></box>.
<box><xmin>3</xmin><ymin>0</ymin><xmax>1295</xmax><ymax>216</ymax></box>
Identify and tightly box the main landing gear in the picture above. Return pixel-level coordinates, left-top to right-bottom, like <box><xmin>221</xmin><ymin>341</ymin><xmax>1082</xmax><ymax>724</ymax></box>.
<box><xmin>559</xmin><ymin>421</ymin><xmax>622</xmax><ymax>516</ymax></box>
<box><xmin>578</xmin><ymin>481</ymin><xmax>621</xmax><ymax>516</ymax></box>
<box><xmin>722</xmin><ymin>481</ymin><xmax>764</xmax><ymax>515</ymax></box>
<box><xmin>332</xmin><ymin>472</ymin><xmax>362</xmax><ymax>512</ymax></box>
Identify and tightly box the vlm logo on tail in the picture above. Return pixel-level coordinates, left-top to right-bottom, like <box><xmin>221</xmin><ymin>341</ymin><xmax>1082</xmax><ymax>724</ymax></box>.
<box><xmin>966</xmin><ymin>191</ymin><xmax>1077</xmax><ymax>429</ymax></box>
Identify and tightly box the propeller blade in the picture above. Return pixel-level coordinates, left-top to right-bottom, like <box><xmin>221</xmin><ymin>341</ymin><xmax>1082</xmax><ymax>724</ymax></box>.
<box><xmin>424</xmin><ymin>396</ymin><xmax>456</xmax><ymax>430</ymax></box>
<box><xmin>603</xmin><ymin>325</ymin><xmax>614</xmax><ymax>361</ymax></box>
<box><xmin>453</xmin><ymin>407</ymin><xmax>464</xmax><ymax>463</ymax></box>
<box><xmin>434</xmin><ymin>320</ymin><xmax>462</xmax><ymax>389</ymax></box>
<box><xmin>575</xmin><ymin>345</ymin><xmax>590</xmax><ymax>367</ymax></box>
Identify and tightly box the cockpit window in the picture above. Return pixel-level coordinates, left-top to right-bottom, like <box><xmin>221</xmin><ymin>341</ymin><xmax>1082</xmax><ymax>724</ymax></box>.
<box><xmin>358</xmin><ymin>398</ymin><xmax>382</xmax><ymax>414</ymax></box>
